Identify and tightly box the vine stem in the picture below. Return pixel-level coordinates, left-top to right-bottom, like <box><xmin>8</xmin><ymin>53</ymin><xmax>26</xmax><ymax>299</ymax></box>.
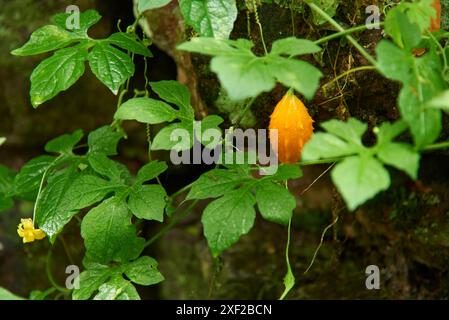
<box><xmin>168</xmin><ymin>141</ymin><xmax>449</xmax><ymax>201</ymax></box>
<box><xmin>322</xmin><ymin>66</ymin><xmax>377</xmax><ymax>89</ymax></box>
<box><xmin>303</xmin><ymin>215</ymin><xmax>339</xmax><ymax>274</ymax></box>
<box><xmin>233</xmin><ymin>96</ymin><xmax>257</xmax><ymax>127</ymax></box>
<box><xmin>46</xmin><ymin>248</ymin><xmax>70</xmax><ymax>294</ymax></box>
<box><xmin>279</xmin><ymin>216</ymin><xmax>294</xmax><ymax>300</ymax></box>
<box><xmin>295</xmin><ymin>140</ymin><xmax>449</xmax><ymax>167</ymax></box>
<box><xmin>314</xmin><ymin>23</ymin><xmax>383</xmax><ymax>45</ymax></box>
<box><xmin>144</xmin><ymin>200</ymin><xmax>198</xmax><ymax>248</ymax></box>
<box><xmin>252</xmin><ymin>0</ymin><xmax>268</xmax><ymax>54</ymax></box>
<box><xmin>307</xmin><ymin>1</ymin><xmax>379</xmax><ymax>67</ymax></box>
<box><xmin>423</xmin><ymin>141</ymin><xmax>449</xmax><ymax>152</ymax></box>
<box><xmin>169</xmin><ymin>181</ymin><xmax>195</xmax><ymax>200</ymax></box>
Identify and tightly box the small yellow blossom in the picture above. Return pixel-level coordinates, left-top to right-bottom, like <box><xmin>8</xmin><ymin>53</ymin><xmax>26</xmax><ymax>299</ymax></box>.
<box><xmin>17</xmin><ymin>218</ymin><xmax>46</xmax><ymax>243</ymax></box>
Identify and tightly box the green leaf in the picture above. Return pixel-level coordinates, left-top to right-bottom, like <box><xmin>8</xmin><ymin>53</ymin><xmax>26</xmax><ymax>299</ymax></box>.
<box><xmin>73</xmin><ymin>264</ymin><xmax>112</xmax><ymax>300</ymax></box>
<box><xmin>11</xmin><ymin>25</ymin><xmax>78</xmax><ymax>56</ymax></box>
<box><xmin>138</xmin><ymin>0</ymin><xmax>172</xmax><ymax>12</ymax></box>
<box><xmin>29</xmin><ymin>288</ymin><xmax>55</xmax><ymax>300</ymax></box>
<box><xmin>81</xmin><ymin>197</ymin><xmax>145</xmax><ymax>264</ymax></box>
<box><xmin>114</xmin><ymin>97</ymin><xmax>178</xmax><ymax>124</ymax></box>
<box><xmin>0</xmin><ymin>165</ymin><xmax>15</xmax><ymax>195</ymax></box>
<box><xmin>331</xmin><ymin>156</ymin><xmax>390</xmax><ymax>210</ymax></box>
<box><xmin>177</xmin><ymin>37</ymin><xmax>241</xmax><ymax>55</ymax></box>
<box><xmin>179</xmin><ymin>0</ymin><xmax>237</xmax><ymax>39</ymax></box>
<box><xmin>124</xmin><ymin>256</ymin><xmax>164</xmax><ymax>286</ymax></box>
<box><xmin>36</xmin><ymin>165</ymin><xmax>79</xmax><ymax>240</ymax></box>
<box><xmin>270</xmin><ymin>37</ymin><xmax>321</xmax><ymax>56</ymax></box>
<box><xmin>375</xmin><ymin>40</ymin><xmax>412</xmax><ymax>82</ymax></box>
<box><xmin>88</xmin><ymin>126</ymin><xmax>124</xmax><ymax>156</ymax></box>
<box><xmin>150</xmin><ymin>81</ymin><xmax>194</xmax><ymax>120</ymax></box>
<box><xmin>13</xmin><ymin>155</ymin><xmax>55</xmax><ymax>197</ymax></box>
<box><xmin>0</xmin><ymin>195</ymin><xmax>13</xmax><ymax>212</ymax></box>
<box><xmin>268</xmin><ymin>164</ymin><xmax>303</xmax><ymax>181</ymax></box>
<box><xmin>0</xmin><ymin>287</ymin><xmax>24</xmax><ymax>300</ymax></box>
<box><xmin>179</xmin><ymin>37</ymin><xmax>323</xmax><ymax>100</ymax></box>
<box><xmin>106</xmin><ymin>32</ymin><xmax>152</xmax><ymax>57</ymax></box>
<box><xmin>196</xmin><ymin>115</ymin><xmax>224</xmax><ymax>147</ymax></box>
<box><xmin>426</xmin><ymin>90</ymin><xmax>449</xmax><ymax>111</ymax></box>
<box><xmin>391</xmin><ymin>0</ymin><xmax>436</xmax><ymax>34</ymax></box>
<box><xmin>128</xmin><ymin>185</ymin><xmax>167</xmax><ymax>221</ymax></box>
<box><xmin>30</xmin><ymin>45</ymin><xmax>88</xmax><ymax>107</ymax></box>
<box><xmin>65</xmin><ymin>174</ymin><xmax>119</xmax><ymax>209</ymax></box>
<box><xmin>151</xmin><ymin>122</ymin><xmax>193</xmax><ymax>151</ymax></box>
<box><xmin>302</xmin><ymin>133</ymin><xmax>358</xmax><ymax>160</ymax></box>
<box><xmin>94</xmin><ymin>277</ymin><xmax>140</xmax><ymax>300</ymax></box>
<box><xmin>202</xmin><ymin>190</ymin><xmax>256</xmax><ymax>256</ymax></box>
<box><xmin>136</xmin><ymin>161</ymin><xmax>168</xmax><ymax>184</ymax></box>
<box><xmin>88</xmin><ymin>154</ymin><xmax>131</xmax><ymax>184</ymax></box>
<box><xmin>309</xmin><ymin>0</ymin><xmax>339</xmax><ymax>25</ymax></box>
<box><xmin>255</xmin><ymin>181</ymin><xmax>295</xmax><ymax>225</ymax></box>
<box><xmin>385</xmin><ymin>9</ymin><xmax>421</xmax><ymax>50</ymax></box>
<box><xmin>320</xmin><ymin>118</ymin><xmax>367</xmax><ymax>145</ymax></box>
<box><xmin>211</xmin><ymin>55</ymin><xmax>275</xmax><ymax>101</ymax></box>
<box><xmin>374</xmin><ymin>120</ymin><xmax>408</xmax><ymax>145</ymax></box>
<box><xmin>377</xmin><ymin>142</ymin><xmax>420</xmax><ymax>180</ymax></box>
<box><xmin>45</xmin><ymin>129</ymin><xmax>83</xmax><ymax>154</ymax></box>
<box><xmin>186</xmin><ymin>169</ymin><xmax>251</xmax><ymax>200</ymax></box>
<box><xmin>0</xmin><ymin>137</ymin><xmax>5</xmax><ymax>146</ymax></box>
<box><xmin>88</xmin><ymin>43</ymin><xmax>135</xmax><ymax>94</ymax></box>
<box><xmin>266</xmin><ymin>57</ymin><xmax>322</xmax><ymax>100</ymax></box>
<box><xmin>399</xmin><ymin>83</ymin><xmax>442</xmax><ymax>148</ymax></box>
<box><xmin>52</xmin><ymin>9</ymin><xmax>102</xmax><ymax>35</ymax></box>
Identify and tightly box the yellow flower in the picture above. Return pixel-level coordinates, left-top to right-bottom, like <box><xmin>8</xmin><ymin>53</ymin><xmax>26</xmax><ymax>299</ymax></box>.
<box><xmin>17</xmin><ymin>218</ymin><xmax>46</xmax><ymax>243</ymax></box>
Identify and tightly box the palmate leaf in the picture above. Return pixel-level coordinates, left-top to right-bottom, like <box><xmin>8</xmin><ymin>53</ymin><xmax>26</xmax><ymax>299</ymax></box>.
<box><xmin>378</xmin><ymin>9</ymin><xmax>447</xmax><ymax>149</ymax></box>
<box><xmin>178</xmin><ymin>37</ymin><xmax>322</xmax><ymax>100</ymax></box>
<box><xmin>188</xmin><ymin>164</ymin><xmax>300</xmax><ymax>256</ymax></box>
<box><xmin>12</xmin><ymin>9</ymin><xmax>149</xmax><ymax>107</ymax></box>
<box><xmin>303</xmin><ymin>118</ymin><xmax>422</xmax><ymax>210</ymax></box>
